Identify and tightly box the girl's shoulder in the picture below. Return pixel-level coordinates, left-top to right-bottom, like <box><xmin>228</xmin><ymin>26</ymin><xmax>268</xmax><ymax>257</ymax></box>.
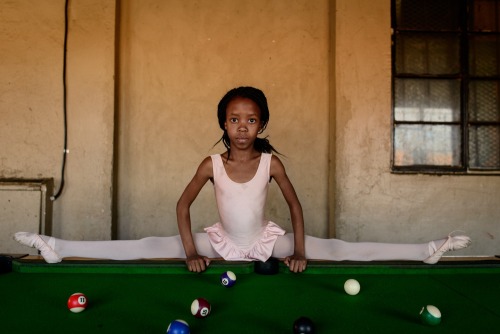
<box><xmin>196</xmin><ymin>156</ymin><xmax>215</xmax><ymax>179</ymax></box>
<box><xmin>269</xmin><ymin>153</ymin><xmax>282</xmax><ymax>164</ymax></box>
<box><xmin>269</xmin><ymin>154</ymin><xmax>286</xmax><ymax>177</ymax></box>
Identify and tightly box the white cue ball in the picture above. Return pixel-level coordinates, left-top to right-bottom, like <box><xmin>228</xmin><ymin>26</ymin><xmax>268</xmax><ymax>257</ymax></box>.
<box><xmin>344</xmin><ymin>279</ymin><xmax>361</xmax><ymax>295</ymax></box>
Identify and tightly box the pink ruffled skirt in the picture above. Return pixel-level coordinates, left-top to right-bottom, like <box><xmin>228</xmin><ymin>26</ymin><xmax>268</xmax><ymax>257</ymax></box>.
<box><xmin>204</xmin><ymin>221</ymin><xmax>285</xmax><ymax>262</ymax></box>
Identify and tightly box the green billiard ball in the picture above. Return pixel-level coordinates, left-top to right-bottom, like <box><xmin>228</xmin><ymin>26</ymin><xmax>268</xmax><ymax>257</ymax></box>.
<box><xmin>419</xmin><ymin>305</ymin><xmax>441</xmax><ymax>326</ymax></box>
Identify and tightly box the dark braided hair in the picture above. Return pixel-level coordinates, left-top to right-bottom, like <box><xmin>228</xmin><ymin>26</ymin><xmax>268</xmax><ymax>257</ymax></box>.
<box><xmin>215</xmin><ymin>86</ymin><xmax>280</xmax><ymax>157</ymax></box>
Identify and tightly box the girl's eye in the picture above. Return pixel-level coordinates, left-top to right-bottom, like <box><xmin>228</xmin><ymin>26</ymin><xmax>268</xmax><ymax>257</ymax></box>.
<box><xmin>248</xmin><ymin>119</ymin><xmax>256</xmax><ymax>124</ymax></box>
<box><xmin>230</xmin><ymin>118</ymin><xmax>238</xmax><ymax>123</ymax></box>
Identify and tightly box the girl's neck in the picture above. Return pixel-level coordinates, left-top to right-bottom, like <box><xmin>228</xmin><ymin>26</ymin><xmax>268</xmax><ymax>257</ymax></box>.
<box><xmin>224</xmin><ymin>148</ymin><xmax>260</xmax><ymax>163</ymax></box>
<box><xmin>221</xmin><ymin>149</ymin><xmax>262</xmax><ymax>183</ymax></box>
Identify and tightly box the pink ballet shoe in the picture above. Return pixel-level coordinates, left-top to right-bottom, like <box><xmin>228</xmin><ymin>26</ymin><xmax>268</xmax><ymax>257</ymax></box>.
<box><xmin>424</xmin><ymin>232</ymin><xmax>471</xmax><ymax>264</ymax></box>
<box><xmin>14</xmin><ymin>232</ymin><xmax>62</xmax><ymax>263</ymax></box>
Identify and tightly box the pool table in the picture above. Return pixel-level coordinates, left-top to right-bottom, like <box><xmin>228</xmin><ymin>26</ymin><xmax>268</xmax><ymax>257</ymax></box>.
<box><xmin>1</xmin><ymin>256</ymin><xmax>499</xmax><ymax>333</ymax></box>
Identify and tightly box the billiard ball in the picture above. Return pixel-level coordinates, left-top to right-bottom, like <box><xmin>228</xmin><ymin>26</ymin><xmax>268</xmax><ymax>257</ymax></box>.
<box><xmin>190</xmin><ymin>297</ymin><xmax>211</xmax><ymax>318</ymax></box>
<box><xmin>67</xmin><ymin>292</ymin><xmax>87</xmax><ymax>313</ymax></box>
<box><xmin>344</xmin><ymin>278</ymin><xmax>361</xmax><ymax>295</ymax></box>
<box><xmin>419</xmin><ymin>305</ymin><xmax>441</xmax><ymax>326</ymax></box>
<box><xmin>166</xmin><ymin>319</ymin><xmax>190</xmax><ymax>334</ymax></box>
<box><xmin>254</xmin><ymin>257</ymin><xmax>280</xmax><ymax>275</ymax></box>
<box><xmin>293</xmin><ymin>316</ymin><xmax>315</xmax><ymax>334</ymax></box>
<box><xmin>220</xmin><ymin>270</ymin><xmax>237</xmax><ymax>287</ymax></box>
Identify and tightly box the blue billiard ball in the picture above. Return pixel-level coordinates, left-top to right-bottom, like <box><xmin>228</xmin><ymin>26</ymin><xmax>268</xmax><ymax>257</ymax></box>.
<box><xmin>167</xmin><ymin>319</ymin><xmax>190</xmax><ymax>334</ymax></box>
<box><xmin>220</xmin><ymin>271</ymin><xmax>237</xmax><ymax>287</ymax></box>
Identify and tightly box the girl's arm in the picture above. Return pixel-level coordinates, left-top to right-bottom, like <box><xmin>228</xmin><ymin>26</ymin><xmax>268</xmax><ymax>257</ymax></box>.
<box><xmin>176</xmin><ymin>156</ymin><xmax>213</xmax><ymax>272</ymax></box>
<box><xmin>270</xmin><ymin>155</ymin><xmax>307</xmax><ymax>273</ymax></box>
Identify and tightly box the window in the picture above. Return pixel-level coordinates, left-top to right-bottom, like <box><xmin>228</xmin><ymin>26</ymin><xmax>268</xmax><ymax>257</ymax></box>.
<box><xmin>392</xmin><ymin>0</ymin><xmax>500</xmax><ymax>173</ymax></box>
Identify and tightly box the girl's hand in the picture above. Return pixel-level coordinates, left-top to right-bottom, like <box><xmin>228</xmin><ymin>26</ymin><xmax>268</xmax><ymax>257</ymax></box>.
<box><xmin>284</xmin><ymin>254</ymin><xmax>307</xmax><ymax>273</ymax></box>
<box><xmin>186</xmin><ymin>255</ymin><xmax>210</xmax><ymax>273</ymax></box>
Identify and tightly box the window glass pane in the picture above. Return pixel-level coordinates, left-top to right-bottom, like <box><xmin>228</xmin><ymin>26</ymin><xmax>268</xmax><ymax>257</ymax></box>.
<box><xmin>469</xmin><ymin>125</ymin><xmax>500</xmax><ymax>168</ymax></box>
<box><xmin>469</xmin><ymin>35</ymin><xmax>500</xmax><ymax>76</ymax></box>
<box><xmin>395</xmin><ymin>33</ymin><xmax>460</xmax><ymax>75</ymax></box>
<box><xmin>394</xmin><ymin>79</ymin><xmax>461</xmax><ymax>122</ymax></box>
<box><xmin>394</xmin><ymin>124</ymin><xmax>461</xmax><ymax>166</ymax></box>
<box><xmin>470</xmin><ymin>0</ymin><xmax>500</xmax><ymax>32</ymax></box>
<box><xmin>395</xmin><ymin>0</ymin><xmax>461</xmax><ymax>31</ymax></box>
<box><xmin>468</xmin><ymin>80</ymin><xmax>500</xmax><ymax>121</ymax></box>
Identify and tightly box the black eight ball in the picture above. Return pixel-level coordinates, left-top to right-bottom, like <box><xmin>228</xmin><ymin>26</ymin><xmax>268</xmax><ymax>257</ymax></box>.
<box><xmin>293</xmin><ymin>316</ymin><xmax>315</xmax><ymax>334</ymax></box>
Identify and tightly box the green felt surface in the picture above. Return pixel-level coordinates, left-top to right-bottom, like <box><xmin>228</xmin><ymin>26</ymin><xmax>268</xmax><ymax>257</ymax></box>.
<box><xmin>1</xmin><ymin>260</ymin><xmax>499</xmax><ymax>333</ymax></box>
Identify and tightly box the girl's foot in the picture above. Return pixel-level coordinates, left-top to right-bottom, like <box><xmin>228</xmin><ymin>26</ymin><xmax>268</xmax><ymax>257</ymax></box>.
<box><xmin>424</xmin><ymin>233</ymin><xmax>471</xmax><ymax>264</ymax></box>
<box><xmin>14</xmin><ymin>232</ymin><xmax>62</xmax><ymax>263</ymax></box>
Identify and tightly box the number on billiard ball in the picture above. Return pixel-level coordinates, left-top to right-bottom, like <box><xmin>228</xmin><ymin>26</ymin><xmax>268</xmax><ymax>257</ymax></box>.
<box><xmin>293</xmin><ymin>316</ymin><xmax>315</xmax><ymax>334</ymax></box>
<box><xmin>190</xmin><ymin>297</ymin><xmax>211</xmax><ymax>318</ymax></box>
<box><xmin>67</xmin><ymin>292</ymin><xmax>88</xmax><ymax>313</ymax></box>
<box><xmin>166</xmin><ymin>319</ymin><xmax>190</xmax><ymax>334</ymax></box>
<box><xmin>220</xmin><ymin>270</ymin><xmax>236</xmax><ymax>287</ymax></box>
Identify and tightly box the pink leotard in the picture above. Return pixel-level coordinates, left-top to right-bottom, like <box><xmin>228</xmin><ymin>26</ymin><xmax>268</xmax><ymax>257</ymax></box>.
<box><xmin>204</xmin><ymin>153</ymin><xmax>285</xmax><ymax>261</ymax></box>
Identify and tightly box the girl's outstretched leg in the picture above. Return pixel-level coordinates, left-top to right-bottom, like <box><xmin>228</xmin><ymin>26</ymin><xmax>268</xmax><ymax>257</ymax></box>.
<box><xmin>302</xmin><ymin>236</ymin><xmax>430</xmax><ymax>261</ymax></box>
<box><xmin>272</xmin><ymin>233</ymin><xmax>471</xmax><ymax>263</ymax></box>
<box><xmin>273</xmin><ymin>233</ymin><xmax>428</xmax><ymax>261</ymax></box>
<box><xmin>14</xmin><ymin>232</ymin><xmax>219</xmax><ymax>263</ymax></box>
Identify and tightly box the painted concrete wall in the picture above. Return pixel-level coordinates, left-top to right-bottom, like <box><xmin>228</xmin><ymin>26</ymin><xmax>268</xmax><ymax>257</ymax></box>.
<box><xmin>334</xmin><ymin>0</ymin><xmax>500</xmax><ymax>255</ymax></box>
<box><xmin>0</xmin><ymin>0</ymin><xmax>115</xmax><ymax>241</ymax></box>
<box><xmin>117</xmin><ymin>0</ymin><xmax>330</xmax><ymax>239</ymax></box>
<box><xmin>1</xmin><ymin>0</ymin><xmax>498</xmax><ymax>256</ymax></box>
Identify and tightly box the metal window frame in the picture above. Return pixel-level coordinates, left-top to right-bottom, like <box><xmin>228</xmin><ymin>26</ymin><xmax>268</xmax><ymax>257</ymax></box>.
<box><xmin>391</xmin><ymin>0</ymin><xmax>500</xmax><ymax>175</ymax></box>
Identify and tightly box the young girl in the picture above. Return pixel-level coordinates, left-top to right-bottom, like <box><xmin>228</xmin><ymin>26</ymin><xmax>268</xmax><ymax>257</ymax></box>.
<box><xmin>15</xmin><ymin>86</ymin><xmax>471</xmax><ymax>273</ymax></box>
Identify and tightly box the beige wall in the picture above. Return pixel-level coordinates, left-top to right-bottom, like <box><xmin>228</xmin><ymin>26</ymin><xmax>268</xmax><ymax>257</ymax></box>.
<box><xmin>0</xmin><ymin>0</ymin><xmax>115</xmax><ymax>240</ymax></box>
<box><xmin>117</xmin><ymin>0</ymin><xmax>329</xmax><ymax>239</ymax></box>
<box><xmin>1</xmin><ymin>0</ymin><xmax>499</xmax><ymax>256</ymax></box>
<box><xmin>334</xmin><ymin>0</ymin><xmax>500</xmax><ymax>255</ymax></box>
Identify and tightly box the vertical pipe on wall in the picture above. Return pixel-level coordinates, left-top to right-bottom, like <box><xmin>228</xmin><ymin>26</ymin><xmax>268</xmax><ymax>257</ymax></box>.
<box><xmin>328</xmin><ymin>0</ymin><xmax>337</xmax><ymax>237</ymax></box>
<box><xmin>111</xmin><ymin>0</ymin><xmax>121</xmax><ymax>240</ymax></box>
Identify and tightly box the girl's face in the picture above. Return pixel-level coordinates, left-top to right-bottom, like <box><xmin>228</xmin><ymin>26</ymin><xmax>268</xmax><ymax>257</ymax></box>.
<box><xmin>224</xmin><ymin>97</ymin><xmax>263</xmax><ymax>150</ymax></box>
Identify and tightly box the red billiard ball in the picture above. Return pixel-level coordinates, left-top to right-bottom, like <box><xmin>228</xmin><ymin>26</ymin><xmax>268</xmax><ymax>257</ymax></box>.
<box><xmin>190</xmin><ymin>298</ymin><xmax>211</xmax><ymax>318</ymax></box>
<box><xmin>67</xmin><ymin>292</ymin><xmax>88</xmax><ymax>313</ymax></box>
